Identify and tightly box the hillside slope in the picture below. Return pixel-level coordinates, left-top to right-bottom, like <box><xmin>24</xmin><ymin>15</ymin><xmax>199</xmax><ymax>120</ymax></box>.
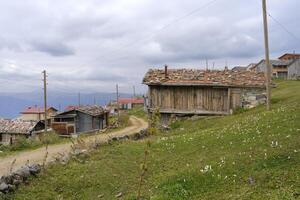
<box><xmin>9</xmin><ymin>81</ymin><xmax>300</xmax><ymax>200</ymax></box>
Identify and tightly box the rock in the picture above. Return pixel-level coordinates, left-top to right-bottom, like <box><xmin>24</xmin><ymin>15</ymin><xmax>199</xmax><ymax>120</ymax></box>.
<box><xmin>97</xmin><ymin>194</ymin><xmax>104</xmax><ymax>198</ymax></box>
<box><xmin>0</xmin><ymin>182</ymin><xmax>9</xmax><ymax>193</ymax></box>
<box><xmin>0</xmin><ymin>175</ymin><xmax>13</xmax><ymax>185</ymax></box>
<box><xmin>115</xmin><ymin>192</ymin><xmax>123</xmax><ymax>198</ymax></box>
<box><xmin>27</xmin><ymin>164</ymin><xmax>41</xmax><ymax>175</ymax></box>
<box><xmin>14</xmin><ymin>166</ymin><xmax>31</xmax><ymax>179</ymax></box>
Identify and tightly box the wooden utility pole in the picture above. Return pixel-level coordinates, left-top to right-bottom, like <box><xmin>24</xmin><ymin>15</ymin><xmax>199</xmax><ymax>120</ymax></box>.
<box><xmin>262</xmin><ymin>0</ymin><xmax>271</xmax><ymax>110</ymax></box>
<box><xmin>205</xmin><ymin>57</ymin><xmax>208</xmax><ymax>70</ymax></box>
<box><xmin>94</xmin><ymin>95</ymin><xmax>96</xmax><ymax>105</ymax></box>
<box><xmin>78</xmin><ymin>92</ymin><xmax>81</xmax><ymax>106</ymax></box>
<box><xmin>42</xmin><ymin>70</ymin><xmax>48</xmax><ymax>134</ymax></box>
<box><xmin>116</xmin><ymin>84</ymin><xmax>120</xmax><ymax>119</ymax></box>
<box><xmin>133</xmin><ymin>86</ymin><xmax>136</xmax><ymax>98</ymax></box>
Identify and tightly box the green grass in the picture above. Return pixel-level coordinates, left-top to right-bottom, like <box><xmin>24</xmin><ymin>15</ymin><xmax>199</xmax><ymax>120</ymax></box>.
<box><xmin>7</xmin><ymin>81</ymin><xmax>300</xmax><ymax>200</ymax></box>
<box><xmin>127</xmin><ymin>106</ymin><xmax>148</xmax><ymax>120</ymax></box>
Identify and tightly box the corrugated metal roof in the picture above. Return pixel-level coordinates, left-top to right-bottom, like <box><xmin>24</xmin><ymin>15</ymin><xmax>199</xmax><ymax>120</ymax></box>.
<box><xmin>0</xmin><ymin>119</ymin><xmax>40</xmax><ymax>134</ymax></box>
<box><xmin>143</xmin><ymin>68</ymin><xmax>266</xmax><ymax>88</ymax></box>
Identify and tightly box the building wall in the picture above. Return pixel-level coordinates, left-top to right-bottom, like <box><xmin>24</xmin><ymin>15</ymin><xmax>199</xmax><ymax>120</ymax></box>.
<box><xmin>149</xmin><ymin>86</ymin><xmax>229</xmax><ymax>113</ymax></box>
<box><xmin>148</xmin><ymin>86</ymin><xmax>266</xmax><ymax>125</ymax></box>
<box><xmin>256</xmin><ymin>62</ymin><xmax>288</xmax><ymax>79</ymax></box>
<box><xmin>19</xmin><ymin>109</ymin><xmax>57</xmax><ymax>121</ymax></box>
<box><xmin>0</xmin><ymin>133</ymin><xmax>27</xmax><ymax>145</ymax></box>
<box><xmin>288</xmin><ymin>60</ymin><xmax>300</xmax><ymax>80</ymax></box>
<box><xmin>76</xmin><ymin>112</ymin><xmax>106</xmax><ymax>133</ymax></box>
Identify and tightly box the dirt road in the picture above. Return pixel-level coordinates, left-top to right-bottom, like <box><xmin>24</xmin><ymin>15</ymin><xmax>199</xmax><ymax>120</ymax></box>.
<box><xmin>0</xmin><ymin>116</ymin><xmax>147</xmax><ymax>177</ymax></box>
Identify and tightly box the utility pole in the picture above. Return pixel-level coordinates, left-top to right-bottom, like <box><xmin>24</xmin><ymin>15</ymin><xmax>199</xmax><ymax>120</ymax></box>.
<box><xmin>42</xmin><ymin>70</ymin><xmax>48</xmax><ymax>135</ymax></box>
<box><xmin>262</xmin><ymin>0</ymin><xmax>271</xmax><ymax>110</ymax></box>
<box><xmin>78</xmin><ymin>92</ymin><xmax>81</xmax><ymax>106</ymax></box>
<box><xmin>94</xmin><ymin>95</ymin><xmax>96</xmax><ymax>105</ymax></box>
<box><xmin>116</xmin><ymin>84</ymin><xmax>120</xmax><ymax>120</ymax></box>
<box><xmin>205</xmin><ymin>57</ymin><xmax>208</xmax><ymax>70</ymax></box>
<box><xmin>133</xmin><ymin>85</ymin><xmax>136</xmax><ymax>98</ymax></box>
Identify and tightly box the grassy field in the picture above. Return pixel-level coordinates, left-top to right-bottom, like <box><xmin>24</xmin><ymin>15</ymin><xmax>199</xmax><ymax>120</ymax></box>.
<box><xmin>7</xmin><ymin>81</ymin><xmax>300</xmax><ymax>200</ymax></box>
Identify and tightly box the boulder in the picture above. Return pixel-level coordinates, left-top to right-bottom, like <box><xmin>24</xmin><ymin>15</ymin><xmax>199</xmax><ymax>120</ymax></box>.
<box><xmin>13</xmin><ymin>166</ymin><xmax>31</xmax><ymax>179</ymax></box>
<box><xmin>27</xmin><ymin>164</ymin><xmax>41</xmax><ymax>175</ymax></box>
<box><xmin>0</xmin><ymin>182</ymin><xmax>9</xmax><ymax>193</ymax></box>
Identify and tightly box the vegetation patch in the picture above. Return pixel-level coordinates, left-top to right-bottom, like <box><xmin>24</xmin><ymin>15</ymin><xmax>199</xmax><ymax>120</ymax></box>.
<box><xmin>7</xmin><ymin>81</ymin><xmax>300</xmax><ymax>200</ymax></box>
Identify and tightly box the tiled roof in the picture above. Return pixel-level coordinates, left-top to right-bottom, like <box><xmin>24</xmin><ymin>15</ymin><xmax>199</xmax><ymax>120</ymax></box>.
<box><xmin>58</xmin><ymin>105</ymin><xmax>108</xmax><ymax>116</ymax></box>
<box><xmin>21</xmin><ymin>106</ymin><xmax>57</xmax><ymax>114</ymax></box>
<box><xmin>232</xmin><ymin>66</ymin><xmax>247</xmax><ymax>71</ymax></box>
<box><xmin>118</xmin><ymin>98</ymin><xmax>144</xmax><ymax>104</ymax></box>
<box><xmin>0</xmin><ymin>119</ymin><xmax>39</xmax><ymax>134</ymax></box>
<box><xmin>143</xmin><ymin>68</ymin><xmax>266</xmax><ymax>88</ymax></box>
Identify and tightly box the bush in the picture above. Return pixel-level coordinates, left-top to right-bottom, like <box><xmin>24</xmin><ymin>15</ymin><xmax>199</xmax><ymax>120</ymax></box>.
<box><xmin>119</xmin><ymin>113</ymin><xmax>130</xmax><ymax>127</ymax></box>
<box><xmin>39</xmin><ymin>132</ymin><xmax>61</xmax><ymax>145</ymax></box>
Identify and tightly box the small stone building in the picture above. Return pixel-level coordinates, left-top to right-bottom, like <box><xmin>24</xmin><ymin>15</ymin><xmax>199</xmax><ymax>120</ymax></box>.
<box><xmin>0</xmin><ymin>119</ymin><xmax>45</xmax><ymax>145</ymax></box>
<box><xmin>143</xmin><ymin>67</ymin><xmax>267</xmax><ymax>124</ymax></box>
<box><xmin>52</xmin><ymin>105</ymin><xmax>109</xmax><ymax>136</ymax></box>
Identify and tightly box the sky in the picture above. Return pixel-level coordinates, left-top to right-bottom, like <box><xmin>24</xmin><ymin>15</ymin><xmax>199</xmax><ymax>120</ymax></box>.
<box><xmin>0</xmin><ymin>0</ymin><xmax>299</xmax><ymax>94</ymax></box>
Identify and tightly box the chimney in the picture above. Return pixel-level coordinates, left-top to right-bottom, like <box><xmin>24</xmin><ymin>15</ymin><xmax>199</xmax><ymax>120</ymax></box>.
<box><xmin>164</xmin><ymin>65</ymin><xmax>168</xmax><ymax>79</ymax></box>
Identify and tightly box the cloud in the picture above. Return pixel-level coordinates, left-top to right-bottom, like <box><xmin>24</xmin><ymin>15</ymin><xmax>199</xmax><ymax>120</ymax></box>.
<box><xmin>0</xmin><ymin>0</ymin><xmax>299</xmax><ymax>93</ymax></box>
<box><xmin>31</xmin><ymin>40</ymin><xmax>75</xmax><ymax>57</ymax></box>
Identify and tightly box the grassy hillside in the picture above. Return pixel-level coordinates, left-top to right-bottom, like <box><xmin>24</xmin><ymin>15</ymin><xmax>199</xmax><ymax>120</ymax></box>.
<box><xmin>8</xmin><ymin>81</ymin><xmax>300</xmax><ymax>200</ymax></box>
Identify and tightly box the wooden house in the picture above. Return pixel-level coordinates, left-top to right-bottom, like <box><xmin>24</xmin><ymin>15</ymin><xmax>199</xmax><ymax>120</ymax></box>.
<box><xmin>278</xmin><ymin>53</ymin><xmax>300</xmax><ymax>61</ymax></box>
<box><xmin>52</xmin><ymin>105</ymin><xmax>109</xmax><ymax>136</ymax></box>
<box><xmin>143</xmin><ymin>66</ymin><xmax>266</xmax><ymax>124</ymax></box>
<box><xmin>255</xmin><ymin>59</ymin><xmax>292</xmax><ymax>79</ymax></box>
<box><xmin>0</xmin><ymin>119</ymin><xmax>45</xmax><ymax>145</ymax></box>
<box><xmin>288</xmin><ymin>59</ymin><xmax>300</xmax><ymax>80</ymax></box>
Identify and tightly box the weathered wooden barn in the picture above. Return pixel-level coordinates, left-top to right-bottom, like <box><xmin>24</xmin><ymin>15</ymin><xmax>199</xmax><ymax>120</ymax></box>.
<box><xmin>143</xmin><ymin>67</ymin><xmax>267</xmax><ymax>124</ymax></box>
<box><xmin>0</xmin><ymin>119</ymin><xmax>45</xmax><ymax>145</ymax></box>
<box><xmin>52</xmin><ymin>105</ymin><xmax>109</xmax><ymax>136</ymax></box>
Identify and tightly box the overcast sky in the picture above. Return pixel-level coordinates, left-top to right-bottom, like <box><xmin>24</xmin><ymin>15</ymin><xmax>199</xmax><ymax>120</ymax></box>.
<box><xmin>0</xmin><ymin>0</ymin><xmax>299</xmax><ymax>94</ymax></box>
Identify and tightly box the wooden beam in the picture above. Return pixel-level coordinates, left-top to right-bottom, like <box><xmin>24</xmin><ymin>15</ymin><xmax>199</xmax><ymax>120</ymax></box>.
<box><xmin>149</xmin><ymin>108</ymin><xmax>229</xmax><ymax>115</ymax></box>
<box><xmin>227</xmin><ymin>88</ymin><xmax>231</xmax><ymax>114</ymax></box>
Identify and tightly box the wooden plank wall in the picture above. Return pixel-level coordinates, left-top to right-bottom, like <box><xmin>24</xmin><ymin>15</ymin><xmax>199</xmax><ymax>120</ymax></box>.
<box><xmin>149</xmin><ymin>86</ymin><xmax>229</xmax><ymax>112</ymax></box>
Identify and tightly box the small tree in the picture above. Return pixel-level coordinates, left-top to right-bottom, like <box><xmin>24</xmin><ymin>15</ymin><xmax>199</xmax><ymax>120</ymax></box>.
<box><xmin>137</xmin><ymin>108</ymin><xmax>160</xmax><ymax>200</ymax></box>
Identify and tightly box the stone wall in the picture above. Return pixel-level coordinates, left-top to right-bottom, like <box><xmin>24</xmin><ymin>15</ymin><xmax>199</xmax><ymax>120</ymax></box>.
<box><xmin>240</xmin><ymin>88</ymin><xmax>266</xmax><ymax>109</ymax></box>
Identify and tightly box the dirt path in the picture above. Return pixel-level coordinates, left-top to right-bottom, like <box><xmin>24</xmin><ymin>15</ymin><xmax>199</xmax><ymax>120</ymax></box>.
<box><xmin>0</xmin><ymin>116</ymin><xmax>147</xmax><ymax>177</ymax></box>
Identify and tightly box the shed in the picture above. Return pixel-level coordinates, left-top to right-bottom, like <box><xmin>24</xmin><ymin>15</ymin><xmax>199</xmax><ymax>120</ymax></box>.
<box><xmin>0</xmin><ymin>119</ymin><xmax>45</xmax><ymax>145</ymax></box>
<box><xmin>143</xmin><ymin>66</ymin><xmax>267</xmax><ymax>124</ymax></box>
<box><xmin>52</xmin><ymin>105</ymin><xmax>109</xmax><ymax>136</ymax></box>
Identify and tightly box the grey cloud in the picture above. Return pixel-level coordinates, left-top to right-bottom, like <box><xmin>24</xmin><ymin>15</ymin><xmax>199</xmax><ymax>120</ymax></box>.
<box><xmin>31</xmin><ymin>41</ymin><xmax>75</xmax><ymax>57</ymax></box>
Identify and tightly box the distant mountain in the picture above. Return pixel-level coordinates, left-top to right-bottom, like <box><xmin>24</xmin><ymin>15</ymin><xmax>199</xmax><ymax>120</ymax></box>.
<box><xmin>0</xmin><ymin>91</ymin><xmax>134</xmax><ymax>119</ymax></box>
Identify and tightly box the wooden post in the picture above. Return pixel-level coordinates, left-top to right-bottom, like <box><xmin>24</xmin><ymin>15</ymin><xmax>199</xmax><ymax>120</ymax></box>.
<box><xmin>227</xmin><ymin>88</ymin><xmax>231</xmax><ymax>114</ymax></box>
<box><xmin>116</xmin><ymin>84</ymin><xmax>120</xmax><ymax>120</ymax></box>
<box><xmin>262</xmin><ymin>0</ymin><xmax>271</xmax><ymax>110</ymax></box>
<box><xmin>42</xmin><ymin>70</ymin><xmax>48</xmax><ymax>134</ymax></box>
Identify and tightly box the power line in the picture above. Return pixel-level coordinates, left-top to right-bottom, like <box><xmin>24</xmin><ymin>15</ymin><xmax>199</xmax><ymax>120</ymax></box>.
<box><xmin>267</xmin><ymin>12</ymin><xmax>300</xmax><ymax>45</ymax></box>
<box><xmin>97</xmin><ymin>0</ymin><xmax>221</xmax><ymax>64</ymax></box>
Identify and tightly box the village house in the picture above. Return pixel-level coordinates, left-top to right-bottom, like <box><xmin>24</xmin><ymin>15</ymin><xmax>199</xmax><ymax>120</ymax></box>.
<box><xmin>0</xmin><ymin>119</ymin><xmax>45</xmax><ymax>145</ymax></box>
<box><xmin>118</xmin><ymin>97</ymin><xmax>144</xmax><ymax>110</ymax></box>
<box><xmin>51</xmin><ymin>105</ymin><xmax>109</xmax><ymax>136</ymax></box>
<box><xmin>19</xmin><ymin>106</ymin><xmax>58</xmax><ymax>125</ymax></box>
<box><xmin>232</xmin><ymin>66</ymin><xmax>247</xmax><ymax>71</ymax></box>
<box><xmin>143</xmin><ymin>66</ymin><xmax>266</xmax><ymax>124</ymax></box>
<box><xmin>253</xmin><ymin>53</ymin><xmax>300</xmax><ymax>79</ymax></box>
